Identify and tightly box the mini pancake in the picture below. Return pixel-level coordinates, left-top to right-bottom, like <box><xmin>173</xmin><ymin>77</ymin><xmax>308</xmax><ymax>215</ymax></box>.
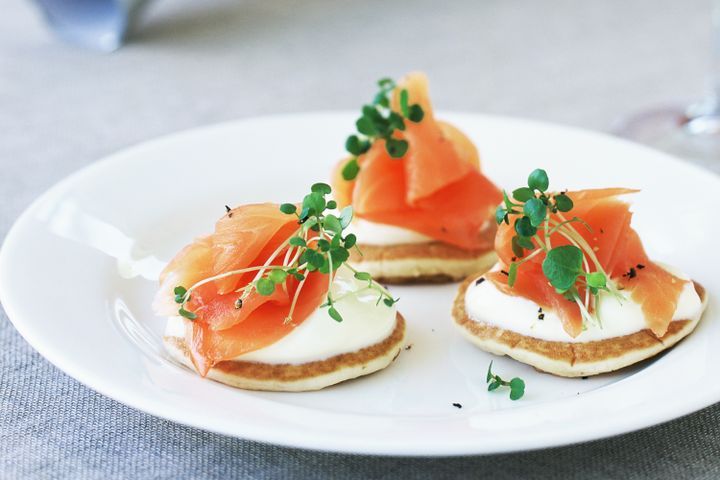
<box><xmin>351</xmin><ymin>242</ymin><xmax>496</xmax><ymax>284</ymax></box>
<box><xmin>164</xmin><ymin>313</ymin><xmax>406</xmax><ymax>391</ymax></box>
<box><xmin>452</xmin><ymin>277</ymin><xmax>707</xmax><ymax>377</ymax></box>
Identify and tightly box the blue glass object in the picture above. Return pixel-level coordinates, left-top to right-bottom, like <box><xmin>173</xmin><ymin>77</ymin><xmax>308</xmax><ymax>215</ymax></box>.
<box><xmin>34</xmin><ymin>0</ymin><xmax>147</xmax><ymax>52</ymax></box>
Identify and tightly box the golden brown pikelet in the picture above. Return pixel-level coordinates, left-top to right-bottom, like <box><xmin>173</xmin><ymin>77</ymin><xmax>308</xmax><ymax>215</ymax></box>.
<box><xmin>351</xmin><ymin>242</ymin><xmax>496</xmax><ymax>284</ymax></box>
<box><xmin>452</xmin><ymin>277</ymin><xmax>707</xmax><ymax>377</ymax></box>
<box><xmin>164</xmin><ymin>313</ymin><xmax>406</xmax><ymax>391</ymax></box>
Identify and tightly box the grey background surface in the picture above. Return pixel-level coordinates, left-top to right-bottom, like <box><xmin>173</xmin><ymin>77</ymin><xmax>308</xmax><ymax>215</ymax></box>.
<box><xmin>1</xmin><ymin>0</ymin><xmax>718</xmax><ymax>478</ymax></box>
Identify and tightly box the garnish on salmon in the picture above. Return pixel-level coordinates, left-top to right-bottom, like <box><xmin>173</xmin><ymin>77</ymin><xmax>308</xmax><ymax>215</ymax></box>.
<box><xmin>331</xmin><ymin>72</ymin><xmax>502</xmax><ymax>250</ymax></box>
<box><xmin>488</xmin><ymin>169</ymin><xmax>688</xmax><ymax>338</ymax></box>
<box><xmin>154</xmin><ymin>184</ymin><xmax>396</xmax><ymax>375</ymax></box>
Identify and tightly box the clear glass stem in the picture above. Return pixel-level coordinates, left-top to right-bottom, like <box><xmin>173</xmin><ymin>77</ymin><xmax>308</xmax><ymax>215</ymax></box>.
<box><xmin>711</xmin><ymin>0</ymin><xmax>720</xmax><ymax>105</ymax></box>
<box><xmin>612</xmin><ymin>1</ymin><xmax>720</xmax><ymax>164</ymax></box>
<box><xmin>688</xmin><ymin>0</ymin><xmax>720</xmax><ymax>118</ymax></box>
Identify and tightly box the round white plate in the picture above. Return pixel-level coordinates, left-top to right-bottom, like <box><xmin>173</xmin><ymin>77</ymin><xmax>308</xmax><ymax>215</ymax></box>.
<box><xmin>1</xmin><ymin>113</ymin><xmax>718</xmax><ymax>456</ymax></box>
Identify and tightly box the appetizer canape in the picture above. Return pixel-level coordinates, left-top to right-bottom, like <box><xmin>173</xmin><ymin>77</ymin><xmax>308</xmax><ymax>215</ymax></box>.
<box><xmin>154</xmin><ymin>184</ymin><xmax>405</xmax><ymax>391</ymax></box>
<box><xmin>453</xmin><ymin>169</ymin><xmax>708</xmax><ymax>377</ymax></box>
<box><xmin>331</xmin><ymin>72</ymin><xmax>502</xmax><ymax>283</ymax></box>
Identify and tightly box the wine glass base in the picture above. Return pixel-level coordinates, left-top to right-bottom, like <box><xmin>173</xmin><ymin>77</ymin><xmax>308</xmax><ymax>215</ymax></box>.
<box><xmin>685</xmin><ymin>114</ymin><xmax>720</xmax><ymax>136</ymax></box>
<box><xmin>613</xmin><ymin>104</ymin><xmax>720</xmax><ymax>171</ymax></box>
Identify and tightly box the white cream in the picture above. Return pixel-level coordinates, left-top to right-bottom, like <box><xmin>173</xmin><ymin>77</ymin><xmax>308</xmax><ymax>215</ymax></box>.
<box><xmin>464</xmin><ymin>262</ymin><xmax>703</xmax><ymax>343</ymax></box>
<box><xmin>346</xmin><ymin>219</ymin><xmax>433</xmax><ymax>245</ymax></box>
<box><xmin>165</xmin><ymin>265</ymin><xmax>398</xmax><ymax>364</ymax></box>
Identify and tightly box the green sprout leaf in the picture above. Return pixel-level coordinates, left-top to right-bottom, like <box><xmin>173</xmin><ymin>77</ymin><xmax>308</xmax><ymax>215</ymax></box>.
<box><xmin>407</xmin><ymin>104</ymin><xmax>424</xmax><ymax>122</ymax></box>
<box><xmin>509</xmin><ymin>378</ymin><xmax>526</xmax><ymax>401</ymax></box>
<box><xmin>523</xmin><ymin>198</ymin><xmax>547</xmax><ymax>227</ymax></box>
<box><xmin>344</xmin><ymin>233</ymin><xmax>357</xmax><ymax>248</ymax></box>
<box><xmin>528</xmin><ymin>168</ymin><xmax>549</xmax><ymax>192</ymax></box>
<box><xmin>388</xmin><ymin>112</ymin><xmax>406</xmax><ymax>131</ymax></box>
<box><xmin>516</xmin><ymin>235</ymin><xmax>534</xmax><ymax>250</ymax></box>
<box><xmin>289</xmin><ymin>237</ymin><xmax>306</xmax><ymax>247</ymax></box>
<box><xmin>328</xmin><ymin>306</ymin><xmax>343</xmax><ymax>322</ymax></box>
<box><xmin>331</xmin><ymin>233</ymin><xmax>342</xmax><ymax>248</ymax></box>
<box><xmin>356</xmin><ymin>116</ymin><xmax>378</xmax><ymax>136</ymax></box>
<box><xmin>302</xmin><ymin>192</ymin><xmax>326</xmax><ymax>216</ymax></box>
<box><xmin>399</xmin><ymin>89</ymin><xmax>410</xmax><ymax>117</ymax></box>
<box><xmin>374</xmin><ymin>92</ymin><xmax>390</xmax><ymax>108</ymax></box>
<box><xmin>310</xmin><ymin>251</ymin><xmax>325</xmax><ymax>268</ymax></box>
<box><xmin>339</xmin><ymin>206</ymin><xmax>354</xmax><ymax>229</ymax></box>
<box><xmin>317</xmin><ymin>239</ymin><xmax>331</xmax><ymax>252</ymax></box>
<box><xmin>174</xmin><ymin>286</ymin><xmax>187</xmax><ymax>304</ymax></box>
<box><xmin>383</xmin><ymin>297</ymin><xmax>399</xmax><ymax>307</ymax></box>
<box><xmin>554</xmin><ymin>193</ymin><xmax>573</xmax><ymax>212</ymax></box>
<box><xmin>377</xmin><ymin>77</ymin><xmax>394</xmax><ymax>89</ymax></box>
<box><xmin>298</xmin><ymin>249</ymin><xmax>311</xmax><ymax>266</ymax></box>
<box><xmin>256</xmin><ymin>277</ymin><xmax>275</xmax><ymax>296</ymax></box>
<box><xmin>354</xmin><ymin>271</ymin><xmax>372</xmax><ymax>282</ymax></box>
<box><xmin>542</xmin><ymin>245</ymin><xmax>583</xmax><ymax>291</ymax></box>
<box><xmin>324</xmin><ymin>214</ymin><xmax>342</xmax><ymax>234</ymax></box>
<box><xmin>495</xmin><ymin>205</ymin><xmax>508</xmax><ymax>225</ymax></box>
<box><xmin>511</xmin><ymin>236</ymin><xmax>525</xmax><ymax>258</ymax></box>
<box><xmin>502</xmin><ymin>190</ymin><xmax>516</xmax><ymax>209</ymax></box>
<box><xmin>268</xmin><ymin>269</ymin><xmax>288</xmax><ymax>284</ymax></box>
<box><xmin>345</xmin><ymin>135</ymin><xmax>371</xmax><ymax>156</ymax></box>
<box><xmin>362</xmin><ymin>104</ymin><xmax>383</xmax><ymax>120</ymax></box>
<box><xmin>178</xmin><ymin>307</ymin><xmax>197</xmax><ymax>320</ymax></box>
<box><xmin>385</xmin><ymin>138</ymin><xmax>409</xmax><ymax>158</ymax></box>
<box><xmin>330</xmin><ymin>246</ymin><xmax>349</xmax><ymax>264</ymax></box>
<box><xmin>311</xmin><ymin>182</ymin><xmax>332</xmax><ymax>195</ymax></box>
<box><xmin>298</xmin><ymin>207</ymin><xmax>310</xmax><ymax>221</ymax></box>
<box><xmin>514</xmin><ymin>216</ymin><xmax>537</xmax><ymax>237</ymax></box>
<box><xmin>586</xmin><ymin>271</ymin><xmax>607</xmax><ymax>289</ymax></box>
<box><xmin>342</xmin><ymin>158</ymin><xmax>360</xmax><ymax>181</ymax></box>
<box><xmin>279</xmin><ymin>203</ymin><xmax>297</xmax><ymax>215</ymax></box>
<box><xmin>512</xmin><ymin>187</ymin><xmax>534</xmax><ymax>202</ymax></box>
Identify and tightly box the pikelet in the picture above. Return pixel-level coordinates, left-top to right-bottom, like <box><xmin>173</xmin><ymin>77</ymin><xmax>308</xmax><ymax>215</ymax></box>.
<box><xmin>452</xmin><ymin>169</ymin><xmax>708</xmax><ymax>377</ymax></box>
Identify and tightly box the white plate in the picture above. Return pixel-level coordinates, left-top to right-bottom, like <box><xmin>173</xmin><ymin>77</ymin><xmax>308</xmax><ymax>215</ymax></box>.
<box><xmin>1</xmin><ymin>113</ymin><xmax>718</xmax><ymax>456</ymax></box>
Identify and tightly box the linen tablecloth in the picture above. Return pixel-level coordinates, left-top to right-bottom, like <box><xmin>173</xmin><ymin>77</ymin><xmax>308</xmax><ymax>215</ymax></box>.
<box><xmin>2</xmin><ymin>0</ymin><xmax>718</xmax><ymax>478</ymax></box>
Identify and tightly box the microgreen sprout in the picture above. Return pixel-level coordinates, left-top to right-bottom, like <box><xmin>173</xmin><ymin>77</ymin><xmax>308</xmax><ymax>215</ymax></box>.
<box><xmin>342</xmin><ymin>77</ymin><xmax>425</xmax><ymax>181</ymax></box>
<box><xmin>486</xmin><ymin>361</ymin><xmax>525</xmax><ymax>400</ymax></box>
<box><xmin>173</xmin><ymin>183</ymin><xmax>397</xmax><ymax>324</ymax></box>
<box><xmin>496</xmin><ymin>169</ymin><xmax>625</xmax><ymax>328</ymax></box>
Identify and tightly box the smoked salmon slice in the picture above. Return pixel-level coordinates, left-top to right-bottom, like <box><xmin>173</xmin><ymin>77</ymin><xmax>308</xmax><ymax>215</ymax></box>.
<box><xmin>489</xmin><ymin>188</ymin><xmax>687</xmax><ymax>338</ymax></box>
<box><xmin>332</xmin><ymin>72</ymin><xmax>501</xmax><ymax>250</ymax></box>
<box><xmin>154</xmin><ymin>203</ymin><xmax>328</xmax><ymax>375</ymax></box>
